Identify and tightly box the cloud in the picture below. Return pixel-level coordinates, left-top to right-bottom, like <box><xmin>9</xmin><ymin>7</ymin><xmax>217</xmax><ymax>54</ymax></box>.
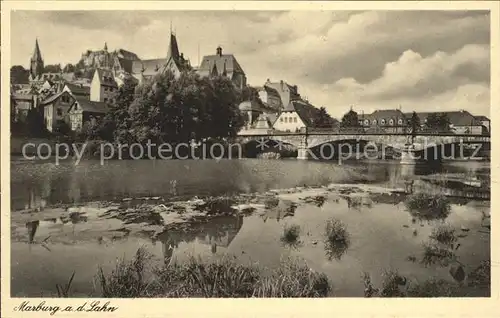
<box><xmin>10</xmin><ymin>10</ymin><xmax>490</xmax><ymax>118</ymax></box>
<box><xmin>310</xmin><ymin>44</ymin><xmax>490</xmax><ymax>117</ymax></box>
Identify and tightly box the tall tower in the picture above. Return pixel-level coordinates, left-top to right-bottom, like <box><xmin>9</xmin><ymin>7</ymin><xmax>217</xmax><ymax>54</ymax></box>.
<box><xmin>30</xmin><ymin>38</ymin><xmax>44</xmax><ymax>79</ymax></box>
<box><xmin>167</xmin><ymin>32</ymin><xmax>180</xmax><ymax>61</ymax></box>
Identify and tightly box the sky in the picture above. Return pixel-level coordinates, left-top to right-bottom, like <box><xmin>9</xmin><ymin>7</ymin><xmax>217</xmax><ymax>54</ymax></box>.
<box><xmin>10</xmin><ymin>10</ymin><xmax>491</xmax><ymax>118</ymax></box>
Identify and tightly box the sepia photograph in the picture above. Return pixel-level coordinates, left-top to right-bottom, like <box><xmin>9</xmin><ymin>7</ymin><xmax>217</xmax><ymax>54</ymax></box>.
<box><xmin>2</xmin><ymin>2</ymin><xmax>497</xmax><ymax>314</ymax></box>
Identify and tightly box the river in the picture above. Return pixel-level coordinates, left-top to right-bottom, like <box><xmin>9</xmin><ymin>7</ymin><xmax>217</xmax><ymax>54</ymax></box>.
<box><xmin>10</xmin><ymin>158</ymin><xmax>491</xmax><ymax>297</ymax></box>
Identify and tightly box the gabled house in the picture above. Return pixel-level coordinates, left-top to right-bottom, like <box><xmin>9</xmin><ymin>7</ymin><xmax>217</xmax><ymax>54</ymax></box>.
<box><xmin>39</xmin><ymin>91</ymin><xmax>75</xmax><ymax>132</ymax></box>
<box><xmin>263</xmin><ymin>79</ymin><xmax>300</xmax><ymax>110</ymax></box>
<box><xmin>273</xmin><ymin>100</ymin><xmax>314</xmax><ymax>133</ymax></box>
<box><xmin>90</xmin><ymin>68</ymin><xmax>118</xmax><ymax>104</ymax></box>
<box><xmin>197</xmin><ymin>46</ymin><xmax>247</xmax><ymax>89</ymax></box>
<box><xmin>68</xmin><ymin>96</ymin><xmax>108</xmax><ymax>131</ymax></box>
<box><xmin>257</xmin><ymin>84</ymin><xmax>282</xmax><ymax>111</ymax></box>
<box><xmin>63</xmin><ymin>82</ymin><xmax>91</xmax><ymax>98</ymax></box>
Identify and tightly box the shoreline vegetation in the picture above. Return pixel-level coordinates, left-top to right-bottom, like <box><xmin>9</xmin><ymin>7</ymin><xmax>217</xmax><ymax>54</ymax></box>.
<box><xmin>13</xmin><ymin>182</ymin><xmax>491</xmax><ymax>298</ymax></box>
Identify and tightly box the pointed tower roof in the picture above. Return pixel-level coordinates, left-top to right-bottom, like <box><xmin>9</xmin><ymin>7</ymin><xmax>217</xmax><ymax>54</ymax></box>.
<box><xmin>211</xmin><ymin>62</ymin><xmax>219</xmax><ymax>77</ymax></box>
<box><xmin>167</xmin><ymin>33</ymin><xmax>180</xmax><ymax>61</ymax></box>
<box><xmin>222</xmin><ymin>60</ymin><xmax>227</xmax><ymax>77</ymax></box>
<box><xmin>32</xmin><ymin>38</ymin><xmax>43</xmax><ymax>61</ymax></box>
<box><xmin>104</xmin><ymin>42</ymin><xmax>108</xmax><ymax>51</ymax></box>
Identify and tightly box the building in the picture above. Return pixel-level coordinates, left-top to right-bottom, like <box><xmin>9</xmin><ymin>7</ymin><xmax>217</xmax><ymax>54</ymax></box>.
<box><xmin>131</xmin><ymin>32</ymin><xmax>190</xmax><ymax>84</ymax></box>
<box><xmin>68</xmin><ymin>96</ymin><xmax>108</xmax><ymax>131</ymax></box>
<box><xmin>29</xmin><ymin>39</ymin><xmax>44</xmax><ymax>82</ymax></box>
<box><xmin>273</xmin><ymin>100</ymin><xmax>314</xmax><ymax>132</ymax></box>
<box><xmin>256</xmin><ymin>85</ymin><xmax>282</xmax><ymax>111</ymax></box>
<box><xmin>263</xmin><ymin>79</ymin><xmax>300</xmax><ymax>110</ymax></box>
<box><xmin>360</xmin><ymin>109</ymin><xmax>408</xmax><ymax>133</ymax></box>
<box><xmin>12</xmin><ymin>93</ymin><xmax>37</xmax><ymax>123</ymax></box>
<box><xmin>39</xmin><ymin>91</ymin><xmax>75</xmax><ymax>132</ymax></box>
<box><xmin>403</xmin><ymin>110</ymin><xmax>488</xmax><ymax>135</ymax></box>
<box><xmin>238</xmin><ymin>100</ymin><xmax>263</xmax><ymax>130</ymax></box>
<box><xmin>62</xmin><ymin>82</ymin><xmax>91</xmax><ymax>98</ymax></box>
<box><xmin>197</xmin><ymin>46</ymin><xmax>247</xmax><ymax>89</ymax></box>
<box><xmin>90</xmin><ymin>68</ymin><xmax>118</xmax><ymax>104</ymax></box>
<box><xmin>474</xmin><ymin>115</ymin><xmax>490</xmax><ymax>133</ymax></box>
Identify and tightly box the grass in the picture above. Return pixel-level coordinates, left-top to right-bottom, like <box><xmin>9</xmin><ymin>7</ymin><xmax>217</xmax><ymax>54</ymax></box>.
<box><xmin>56</xmin><ymin>271</ymin><xmax>75</xmax><ymax>298</ymax></box>
<box><xmin>153</xmin><ymin>257</ymin><xmax>260</xmax><ymax>297</ymax></box>
<box><xmin>467</xmin><ymin>260</ymin><xmax>491</xmax><ymax>289</ymax></box>
<box><xmin>421</xmin><ymin>241</ymin><xmax>456</xmax><ymax>267</ymax></box>
<box><xmin>324</xmin><ymin>218</ymin><xmax>350</xmax><ymax>260</ymax></box>
<box><xmin>404</xmin><ymin>192</ymin><xmax>451</xmax><ymax>221</ymax></box>
<box><xmin>96</xmin><ymin>249</ymin><xmax>333</xmax><ymax>298</ymax></box>
<box><xmin>362</xmin><ymin>269</ymin><xmax>478</xmax><ymax>297</ymax></box>
<box><xmin>255</xmin><ymin>258</ymin><xmax>331</xmax><ymax>297</ymax></box>
<box><xmin>96</xmin><ymin>247</ymin><xmax>153</xmax><ymax>297</ymax></box>
<box><xmin>280</xmin><ymin>224</ymin><xmax>301</xmax><ymax>247</ymax></box>
<box><xmin>429</xmin><ymin>225</ymin><xmax>457</xmax><ymax>247</ymax></box>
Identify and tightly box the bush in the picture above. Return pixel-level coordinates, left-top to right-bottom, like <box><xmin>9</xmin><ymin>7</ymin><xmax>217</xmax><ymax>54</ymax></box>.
<box><xmin>404</xmin><ymin>192</ymin><xmax>451</xmax><ymax>221</ymax></box>
<box><xmin>280</xmin><ymin>224</ymin><xmax>301</xmax><ymax>247</ymax></box>
<box><xmin>429</xmin><ymin>225</ymin><xmax>457</xmax><ymax>247</ymax></box>
<box><xmin>324</xmin><ymin>218</ymin><xmax>350</xmax><ymax>260</ymax></box>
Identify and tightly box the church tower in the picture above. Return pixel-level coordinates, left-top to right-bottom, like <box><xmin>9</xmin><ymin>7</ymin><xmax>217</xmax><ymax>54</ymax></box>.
<box><xmin>30</xmin><ymin>38</ymin><xmax>44</xmax><ymax>79</ymax></box>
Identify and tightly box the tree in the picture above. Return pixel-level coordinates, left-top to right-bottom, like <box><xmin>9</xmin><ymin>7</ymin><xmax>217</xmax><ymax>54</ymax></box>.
<box><xmin>313</xmin><ymin>107</ymin><xmax>336</xmax><ymax>128</ymax></box>
<box><xmin>341</xmin><ymin>109</ymin><xmax>359</xmax><ymax>127</ymax></box>
<box><xmin>63</xmin><ymin>63</ymin><xmax>76</xmax><ymax>73</ymax></box>
<box><xmin>10</xmin><ymin>65</ymin><xmax>29</xmax><ymax>84</ymax></box>
<box><xmin>24</xmin><ymin>109</ymin><xmax>48</xmax><ymax>137</ymax></box>
<box><xmin>53</xmin><ymin>120</ymin><xmax>72</xmax><ymax>137</ymax></box>
<box><xmin>125</xmin><ymin>70</ymin><xmax>244</xmax><ymax>146</ymax></box>
<box><xmin>44</xmin><ymin>64</ymin><xmax>62</xmax><ymax>73</ymax></box>
<box><xmin>409</xmin><ymin>111</ymin><xmax>421</xmax><ymax>133</ymax></box>
<box><xmin>98</xmin><ymin>76</ymin><xmax>137</xmax><ymax>143</ymax></box>
<box><xmin>240</xmin><ymin>86</ymin><xmax>259</xmax><ymax>102</ymax></box>
<box><xmin>426</xmin><ymin>113</ymin><xmax>450</xmax><ymax>132</ymax></box>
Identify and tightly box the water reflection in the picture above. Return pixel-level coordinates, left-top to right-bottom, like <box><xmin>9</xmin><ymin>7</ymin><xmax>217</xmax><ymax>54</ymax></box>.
<box><xmin>11</xmin><ymin>160</ymin><xmax>490</xmax><ymax>211</ymax></box>
<box><xmin>156</xmin><ymin>215</ymin><xmax>244</xmax><ymax>265</ymax></box>
<box><xmin>26</xmin><ymin>220</ymin><xmax>40</xmax><ymax>243</ymax></box>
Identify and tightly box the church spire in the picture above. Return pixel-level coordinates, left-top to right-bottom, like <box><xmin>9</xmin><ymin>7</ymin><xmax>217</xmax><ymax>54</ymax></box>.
<box><xmin>30</xmin><ymin>38</ymin><xmax>44</xmax><ymax>79</ymax></box>
<box><xmin>104</xmin><ymin>42</ymin><xmax>108</xmax><ymax>51</ymax></box>
<box><xmin>222</xmin><ymin>60</ymin><xmax>227</xmax><ymax>77</ymax></box>
<box><xmin>167</xmin><ymin>31</ymin><xmax>180</xmax><ymax>61</ymax></box>
<box><xmin>211</xmin><ymin>61</ymin><xmax>219</xmax><ymax>77</ymax></box>
<box><xmin>32</xmin><ymin>38</ymin><xmax>43</xmax><ymax>62</ymax></box>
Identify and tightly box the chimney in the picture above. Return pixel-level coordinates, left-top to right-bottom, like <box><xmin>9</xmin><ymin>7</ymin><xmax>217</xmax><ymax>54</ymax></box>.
<box><xmin>216</xmin><ymin>46</ymin><xmax>222</xmax><ymax>57</ymax></box>
<box><xmin>280</xmin><ymin>80</ymin><xmax>283</xmax><ymax>91</ymax></box>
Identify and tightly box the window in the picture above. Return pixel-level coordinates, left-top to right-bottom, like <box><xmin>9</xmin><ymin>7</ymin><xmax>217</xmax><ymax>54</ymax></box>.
<box><xmin>280</xmin><ymin>118</ymin><xmax>283</xmax><ymax>122</ymax></box>
<box><xmin>398</xmin><ymin>119</ymin><xmax>403</xmax><ymax>125</ymax></box>
<box><xmin>104</xmin><ymin>87</ymin><xmax>108</xmax><ymax>92</ymax></box>
<box><xmin>372</xmin><ymin>119</ymin><xmax>377</xmax><ymax>125</ymax></box>
<box><xmin>389</xmin><ymin>119</ymin><xmax>394</xmax><ymax>126</ymax></box>
<box><xmin>294</xmin><ymin>117</ymin><xmax>297</xmax><ymax>123</ymax></box>
<box><xmin>61</xmin><ymin>95</ymin><xmax>72</xmax><ymax>104</ymax></box>
<box><xmin>56</xmin><ymin>108</ymin><xmax>63</xmax><ymax>116</ymax></box>
<box><xmin>364</xmin><ymin>119</ymin><xmax>369</xmax><ymax>125</ymax></box>
<box><xmin>104</xmin><ymin>98</ymin><xmax>108</xmax><ymax>103</ymax></box>
<box><xmin>381</xmin><ymin>119</ymin><xmax>386</xmax><ymax>125</ymax></box>
<box><xmin>284</xmin><ymin>117</ymin><xmax>288</xmax><ymax>123</ymax></box>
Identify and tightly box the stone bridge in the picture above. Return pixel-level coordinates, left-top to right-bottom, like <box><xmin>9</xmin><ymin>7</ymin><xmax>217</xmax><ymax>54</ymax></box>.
<box><xmin>236</xmin><ymin>132</ymin><xmax>490</xmax><ymax>160</ymax></box>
